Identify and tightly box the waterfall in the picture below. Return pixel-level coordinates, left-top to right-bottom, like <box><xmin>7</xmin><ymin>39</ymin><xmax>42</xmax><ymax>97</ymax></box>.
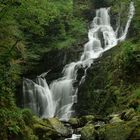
<box><xmin>23</xmin><ymin>2</ymin><xmax>135</xmax><ymax>121</ymax></box>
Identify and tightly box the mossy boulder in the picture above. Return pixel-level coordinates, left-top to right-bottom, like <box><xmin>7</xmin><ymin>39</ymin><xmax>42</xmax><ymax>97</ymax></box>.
<box><xmin>33</xmin><ymin>117</ymin><xmax>58</xmax><ymax>140</ymax></box>
<box><xmin>47</xmin><ymin>118</ymin><xmax>71</xmax><ymax>137</ymax></box>
<box><xmin>79</xmin><ymin>115</ymin><xmax>96</xmax><ymax>126</ymax></box>
<box><xmin>68</xmin><ymin>117</ymin><xmax>80</xmax><ymax>128</ymax></box>
<box><xmin>68</xmin><ymin>115</ymin><xmax>95</xmax><ymax>128</ymax></box>
<box><xmin>32</xmin><ymin>117</ymin><xmax>71</xmax><ymax>140</ymax></box>
<box><xmin>80</xmin><ymin>123</ymin><xmax>97</xmax><ymax>140</ymax></box>
<box><xmin>99</xmin><ymin>120</ymin><xmax>140</xmax><ymax>140</ymax></box>
<box><xmin>81</xmin><ymin>115</ymin><xmax>95</xmax><ymax>123</ymax></box>
<box><xmin>33</xmin><ymin>123</ymin><xmax>58</xmax><ymax>140</ymax></box>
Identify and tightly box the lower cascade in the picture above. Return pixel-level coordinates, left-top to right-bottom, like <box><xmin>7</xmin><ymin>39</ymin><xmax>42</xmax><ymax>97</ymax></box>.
<box><xmin>23</xmin><ymin>2</ymin><xmax>134</xmax><ymax>124</ymax></box>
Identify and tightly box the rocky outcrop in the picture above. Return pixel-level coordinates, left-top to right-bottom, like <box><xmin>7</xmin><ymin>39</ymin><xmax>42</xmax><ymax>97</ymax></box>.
<box><xmin>24</xmin><ymin>43</ymin><xmax>85</xmax><ymax>83</ymax></box>
<box><xmin>76</xmin><ymin>47</ymin><xmax>118</xmax><ymax>116</ymax></box>
<box><xmin>66</xmin><ymin>111</ymin><xmax>140</xmax><ymax>140</ymax></box>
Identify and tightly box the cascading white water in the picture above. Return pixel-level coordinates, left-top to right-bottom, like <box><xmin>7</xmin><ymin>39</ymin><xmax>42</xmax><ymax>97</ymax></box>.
<box><xmin>23</xmin><ymin>2</ymin><xmax>135</xmax><ymax>124</ymax></box>
<box><xmin>23</xmin><ymin>77</ymin><xmax>55</xmax><ymax>118</ymax></box>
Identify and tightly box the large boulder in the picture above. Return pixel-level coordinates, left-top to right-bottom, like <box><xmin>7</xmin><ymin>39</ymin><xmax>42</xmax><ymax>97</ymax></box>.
<box><xmin>47</xmin><ymin>118</ymin><xmax>71</xmax><ymax>137</ymax></box>
<box><xmin>98</xmin><ymin>120</ymin><xmax>140</xmax><ymax>140</ymax></box>
<box><xmin>68</xmin><ymin>115</ymin><xmax>95</xmax><ymax>128</ymax></box>
<box><xmin>33</xmin><ymin>117</ymin><xmax>71</xmax><ymax>140</ymax></box>
<box><xmin>80</xmin><ymin>123</ymin><xmax>97</xmax><ymax>140</ymax></box>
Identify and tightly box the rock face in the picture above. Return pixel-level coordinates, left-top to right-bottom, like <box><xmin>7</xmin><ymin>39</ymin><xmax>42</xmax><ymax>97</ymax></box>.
<box><xmin>24</xmin><ymin>44</ymin><xmax>84</xmax><ymax>83</ymax></box>
<box><xmin>76</xmin><ymin>47</ymin><xmax>117</xmax><ymax>116</ymax></box>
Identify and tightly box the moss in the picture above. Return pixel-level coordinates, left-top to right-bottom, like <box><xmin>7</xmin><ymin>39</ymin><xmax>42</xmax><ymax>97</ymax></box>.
<box><xmin>22</xmin><ymin>126</ymin><xmax>38</xmax><ymax>140</ymax></box>
<box><xmin>33</xmin><ymin>123</ymin><xmax>57</xmax><ymax>140</ymax></box>
<box><xmin>47</xmin><ymin>118</ymin><xmax>71</xmax><ymax>137</ymax></box>
<box><xmin>69</xmin><ymin>115</ymin><xmax>95</xmax><ymax>128</ymax></box>
<box><xmin>69</xmin><ymin>117</ymin><xmax>80</xmax><ymax>127</ymax></box>
<box><xmin>77</xmin><ymin>39</ymin><xmax>140</xmax><ymax>116</ymax></box>
<box><xmin>21</xmin><ymin>109</ymin><xmax>34</xmax><ymax>126</ymax></box>
<box><xmin>80</xmin><ymin>123</ymin><xmax>97</xmax><ymax>140</ymax></box>
<box><xmin>32</xmin><ymin>117</ymin><xmax>71</xmax><ymax>140</ymax></box>
<box><xmin>99</xmin><ymin>123</ymin><xmax>132</xmax><ymax>140</ymax></box>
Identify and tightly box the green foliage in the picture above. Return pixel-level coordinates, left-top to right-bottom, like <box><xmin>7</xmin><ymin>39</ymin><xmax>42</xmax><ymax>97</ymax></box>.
<box><xmin>129</xmin><ymin>87</ymin><xmax>140</xmax><ymax>112</ymax></box>
<box><xmin>0</xmin><ymin>1</ymin><xmax>87</xmax><ymax>139</ymax></box>
<box><xmin>0</xmin><ymin>0</ymin><xmax>140</xmax><ymax>139</ymax></box>
<box><xmin>133</xmin><ymin>87</ymin><xmax>140</xmax><ymax>98</ymax></box>
<box><xmin>0</xmin><ymin>108</ymin><xmax>39</xmax><ymax>140</ymax></box>
<box><xmin>112</xmin><ymin>41</ymin><xmax>140</xmax><ymax>84</ymax></box>
<box><xmin>21</xmin><ymin>109</ymin><xmax>34</xmax><ymax>126</ymax></box>
<box><xmin>131</xmin><ymin>0</ymin><xmax>140</xmax><ymax>41</ymax></box>
<box><xmin>0</xmin><ymin>108</ymin><xmax>24</xmax><ymax>139</ymax></box>
<box><xmin>0</xmin><ymin>0</ymin><xmax>87</xmax><ymax>102</ymax></box>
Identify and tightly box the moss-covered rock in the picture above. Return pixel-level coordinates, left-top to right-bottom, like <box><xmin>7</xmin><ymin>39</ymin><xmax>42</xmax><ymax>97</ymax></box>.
<box><xmin>80</xmin><ymin>123</ymin><xmax>97</xmax><ymax>140</ymax></box>
<box><xmin>47</xmin><ymin>118</ymin><xmax>71</xmax><ymax>137</ymax></box>
<box><xmin>81</xmin><ymin>115</ymin><xmax>95</xmax><ymax>122</ymax></box>
<box><xmin>68</xmin><ymin>115</ymin><xmax>95</xmax><ymax>129</ymax></box>
<box><xmin>69</xmin><ymin>117</ymin><xmax>80</xmax><ymax>128</ymax></box>
<box><xmin>32</xmin><ymin>117</ymin><xmax>72</xmax><ymax>140</ymax></box>
<box><xmin>99</xmin><ymin>120</ymin><xmax>140</xmax><ymax>140</ymax></box>
<box><xmin>33</xmin><ymin>123</ymin><xmax>58</xmax><ymax>140</ymax></box>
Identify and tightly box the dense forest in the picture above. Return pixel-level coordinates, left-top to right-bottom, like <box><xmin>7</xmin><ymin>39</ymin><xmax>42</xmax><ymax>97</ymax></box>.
<box><xmin>0</xmin><ymin>0</ymin><xmax>140</xmax><ymax>140</ymax></box>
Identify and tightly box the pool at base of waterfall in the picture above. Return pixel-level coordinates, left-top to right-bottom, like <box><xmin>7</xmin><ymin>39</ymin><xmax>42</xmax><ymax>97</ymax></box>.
<box><xmin>65</xmin><ymin>134</ymin><xmax>81</xmax><ymax>140</ymax></box>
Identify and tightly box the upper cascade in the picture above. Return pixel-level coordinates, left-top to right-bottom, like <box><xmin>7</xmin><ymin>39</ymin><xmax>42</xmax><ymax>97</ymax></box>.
<box><xmin>23</xmin><ymin>2</ymin><xmax>135</xmax><ymax>121</ymax></box>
